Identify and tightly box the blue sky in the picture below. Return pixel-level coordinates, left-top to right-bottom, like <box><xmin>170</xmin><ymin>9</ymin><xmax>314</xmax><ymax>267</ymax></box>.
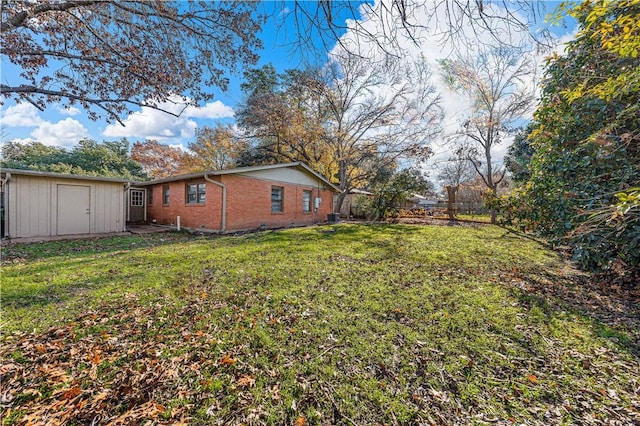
<box><xmin>1</xmin><ymin>1</ymin><xmax>577</xmax><ymax>164</ymax></box>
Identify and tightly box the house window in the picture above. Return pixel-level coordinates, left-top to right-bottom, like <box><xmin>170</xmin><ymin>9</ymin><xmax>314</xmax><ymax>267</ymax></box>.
<box><xmin>147</xmin><ymin>188</ymin><xmax>153</xmax><ymax>205</ymax></box>
<box><xmin>131</xmin><ymin>190</ymin><xmax>144</xmax><ymax>207</ymax></box>
<box><xmin>186</xmin><ymin>182</ymin><xmax>206</xmax><ymax>204</ymax></box>
<box><xmin>302</xmin><ymin>190</ymin><xmax>312</xmax><ymax>213</ymax></box>
<box><xmin>163</xmin><ymin>185</ymin><xmax>170</xmax><ymax>205</ymax></box>
<box><xmin>271</xmin><ymin>186</ymin><xmax>283</xmax><ymax>213</ymax></box>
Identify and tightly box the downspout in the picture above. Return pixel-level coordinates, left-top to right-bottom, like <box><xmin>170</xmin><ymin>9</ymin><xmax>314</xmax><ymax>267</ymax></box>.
<box><xmin>2</xmin><ymin>172</ymin><xmax>11</xmax><ymax>238</ymax></box>
<box><xmin>123</xmin><ymin>182</ymin><xmax>131</xmax><ymax>232</ymax></box>
<box><xmin>204</xmin><ymin>174</ymin><xmax>226</xmax><ymax>233</ymax></box>
<box><xmin>317</xmin><ymin>177</ymin><xmax>321</xmax><ymax>223</ymax></box>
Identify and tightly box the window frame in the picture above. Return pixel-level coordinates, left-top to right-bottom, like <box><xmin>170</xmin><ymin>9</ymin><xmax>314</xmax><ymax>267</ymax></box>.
<box><xmin>130</xmin><ymin>189</ymin><xmax>144</xmax><ymax>207</ymax></box>
<box><xmin>271</xmin><ymin>186</ymin><xmax>284</xmax><ymax>213</ymax></box>
<box><xmin>302</xmin><ymin>190</ymin><xmax>312</xmax><ymax>213</ymax></box>
<box><xmin>186</xmin><ymin>182</ymin><xmax>206</xmax><ymax>205</ymax></box>
<box><xmin>162</xmin><ymin>185</ymin><xmax>170</xmax><ymax>205</ymax></box>
<box><xmin>147</xmin><ymin>188</ymin><xmax>153</xmax><ymax>205</ymax></box>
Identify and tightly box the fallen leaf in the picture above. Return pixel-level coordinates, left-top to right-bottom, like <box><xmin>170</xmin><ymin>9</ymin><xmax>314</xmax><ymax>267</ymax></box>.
<box><xmin>269</xmin><ymin>383</ymin><xmax>281</xmax><ymax>400</ymax></box>
<box><xmin>89</xmin><ymin>350</ymin><xmax>102</xmax><ymax>364</ymax></box>
<box><xmin>528</xmin><ymin>374</ymin><xmax>537</xmax><ymax>384</ymax></box>
<box><xmin>237</xmin><ymin>374</ymin><xmax>255</xmax><ymax>388</ymax></box>
<box><xmin>295</xmin><ymin>415</ymin><xmax>306</xmax><ymax>426</ymax></box>
<box><xmin>219</xmin><ymin>354</ymin><xmax>236</xmax><ymax>365</ymax></box>
<box><xmin>62</xmin><ymin>386</ymin><xmax>81</xmax><ymax>400</ymax></box>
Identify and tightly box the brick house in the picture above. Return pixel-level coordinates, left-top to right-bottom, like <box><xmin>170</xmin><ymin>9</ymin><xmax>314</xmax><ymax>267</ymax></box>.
<box><xmin>138</xmin><ymin>162</ymin><xmax>339</xmax><ymax>233</ymax></box>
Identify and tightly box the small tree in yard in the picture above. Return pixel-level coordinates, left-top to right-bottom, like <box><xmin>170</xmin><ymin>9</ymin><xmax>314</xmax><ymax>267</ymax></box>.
<box><xmin>361</xmin><ymin>166</ymin><xmax>432</xmax><ymax>220</ymax></box>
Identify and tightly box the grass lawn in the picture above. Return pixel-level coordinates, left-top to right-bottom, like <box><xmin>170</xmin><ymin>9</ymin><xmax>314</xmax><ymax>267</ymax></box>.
<box><xmin>1</xmin><ymin>224</ymin><xmax>638</xmax><ymax>425</ymax></box>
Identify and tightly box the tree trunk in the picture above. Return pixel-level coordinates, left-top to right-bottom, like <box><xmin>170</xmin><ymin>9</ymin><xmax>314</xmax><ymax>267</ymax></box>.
<box><xmin>488</xmin><ymin>183</ymin><xmax>497</xmax><ymax>225</ymax></box>
<box><xmin>446</xmin><ymin>185</ymin><xmax>458</xmax><ymax>219</ymax></box>
<box><xmin>334</xmin><ymin>191</ymin><xmax>348</xmax><ymax>215</ymax></box>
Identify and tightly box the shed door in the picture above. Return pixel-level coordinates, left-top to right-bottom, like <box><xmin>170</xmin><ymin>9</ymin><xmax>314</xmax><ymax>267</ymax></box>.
<box><xmin>57</xmin><ymin>184</ymin><xmax>91</xmax><ymax>235</ymax></box>
<box><xmin>129</xmin><ymin>189</ymin><xmax>145</xmax><ymax>222</ymax></box>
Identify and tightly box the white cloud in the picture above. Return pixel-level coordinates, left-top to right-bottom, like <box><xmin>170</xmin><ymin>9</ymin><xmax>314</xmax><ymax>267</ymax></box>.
<box><xmin>1</xmin><ymin>103</ymin><xmax>44</xmax><ymax>127</ymax></box>
<box><xmin>56</xmin><ymin>104</ymin><xmax>81</xmax><ymax>116</ymax></box>
<box><xmin>184</xmin><ymin>100</ymin><xmax>234</xmax><ymax>119</ymax></box>
<box><xmin>103</xmin><ymin>107</ymin><xmax>197</xmax><ymax>140</ymax></box>
<box><xmin>30</xmin><ymin>118</ymin><xmax>90</xmax><ymax>147</ymax></box>
<box><xmin>1</xmin><ymin>103</ymin><xmax>89</xmax><ymax>148</ymax></box>
<box><xmin>103</xmin><ymin>98</ymin><xmax>234</xmax><ymax>142</ymax></box>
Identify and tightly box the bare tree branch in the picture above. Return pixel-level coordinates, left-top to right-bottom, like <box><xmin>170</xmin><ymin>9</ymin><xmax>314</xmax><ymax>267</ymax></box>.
<box><xmin>1</xmin><ymin>1</ymin><xmax>262</xmax><ymax>122</ymax></box>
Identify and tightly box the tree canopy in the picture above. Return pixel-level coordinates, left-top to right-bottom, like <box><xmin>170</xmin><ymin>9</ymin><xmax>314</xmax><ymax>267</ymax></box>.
<box><xmin>284</xmin><ymin>1</ymin><xmax>553</xmax><ymax>58</ymax></box>
<box><xmin>237</xmin><ymin>55</ymin><xmax>441</xmax><ymax>212</ymax></box>
<box><xmin>1</xmin><ymin>139</ymin><xmax>146</xmax><ymax>179</ymax></box>
<box><xmin>187</xmin><ymin>124</ymin><xmax>248</xmax><ymax>172</ymax></box>
<box><xmin>1</xmin><ymin>1</ymin><xmax>263</xmax><ymax>123</ymax></box>
<box><xmin>130</xmin><ymin>140</ymin><xmax>191</xmax><ymax>179</ymax></box>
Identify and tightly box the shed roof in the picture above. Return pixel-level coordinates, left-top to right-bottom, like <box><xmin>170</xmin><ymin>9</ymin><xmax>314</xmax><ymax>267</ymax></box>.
<box><xmin>1</xmin><ymin>168</ymin><xmax>130</xmax><ymax>184</ymax></box>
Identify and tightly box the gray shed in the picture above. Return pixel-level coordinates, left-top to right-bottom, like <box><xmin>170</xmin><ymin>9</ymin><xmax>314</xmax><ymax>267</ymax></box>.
<box><xmin>1</xmin><ymin>169</ymin><xmax>128</xmax><ymax>239</ymax></box>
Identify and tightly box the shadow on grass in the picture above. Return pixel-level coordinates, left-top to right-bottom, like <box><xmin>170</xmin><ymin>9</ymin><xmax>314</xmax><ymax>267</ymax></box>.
<box><xmin>0</xmin><ymin>232</ymin><xmax>196</xmax><ymax>263</ymax></box>
<box><xmin>514</xmin><ymin>272</ymin><xmax>640</xmax><ymax>359</ymax></box>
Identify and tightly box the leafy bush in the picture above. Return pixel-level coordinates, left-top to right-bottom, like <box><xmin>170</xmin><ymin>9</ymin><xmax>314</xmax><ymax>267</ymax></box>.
<box><xmin>571</xmin><ymin>188</ymin><xmax>640</xmax><ymax>272</ymax></box>
<box><xmin>496</xmin><ymin>1</ymin><xmax>639</xmax><ymax>278</ymax></box>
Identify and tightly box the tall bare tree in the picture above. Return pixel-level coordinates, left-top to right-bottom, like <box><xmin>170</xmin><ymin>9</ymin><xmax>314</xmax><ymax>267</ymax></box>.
<box><xmin>440</xmin><ymin>45</ymin><xmax>536</xmax><ymax>222</ymax></box>
<box><xmin>322</xmin><ymin>53</ymin><xmax>441</xmax><ymax>212</ymax></box>
<box><xmin>1</xmin><ymin>1</ymin><xmax>262</xmax><ymax>123</ymax></box>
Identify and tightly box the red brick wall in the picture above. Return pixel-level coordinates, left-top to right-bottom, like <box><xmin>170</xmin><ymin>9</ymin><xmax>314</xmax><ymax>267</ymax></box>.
<box><xmin>222</xmin><ymin>174</ymin><xmax>334</xmax><ymax>231</ymax></box>
<box><xmin>145</xmin><ymin>174</ymin><xmax>335</xmax><ymax>232</ymax></box>
<box><xmin>146</xmin><ymin>179</ymin><xmax>223</xmax><ymax>231</ymax></box>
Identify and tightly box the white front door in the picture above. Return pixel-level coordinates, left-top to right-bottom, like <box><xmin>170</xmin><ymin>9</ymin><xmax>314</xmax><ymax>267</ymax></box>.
<box><xmin>57</xmin><ymin>184</ymin><xmax>91</xmax><ymax>235</ymax></box>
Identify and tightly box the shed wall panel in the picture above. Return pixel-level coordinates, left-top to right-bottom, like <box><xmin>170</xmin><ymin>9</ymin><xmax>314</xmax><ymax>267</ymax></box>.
<box><xmin>93</xmin><ymin>183</ymin><xmax>124</xmax><ymax>233</ymax></box>
<box><xmin>9</xmin><ymin>175</ymin><xmax>51</xmax><ymax>238</ymax></box>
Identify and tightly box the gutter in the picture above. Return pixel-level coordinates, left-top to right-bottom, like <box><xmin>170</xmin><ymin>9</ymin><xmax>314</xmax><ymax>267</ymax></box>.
<box><xmin>123</xmin><ymin>182</ymin><xmax>131</xmax><ymax>232</ymax></box>
<box><xmin>204</xmin><ymin>174</ymin><xmax>226</xmax><ymax>233</ymax></box>
<box><xmin>1</xmin><ymin>172</ymin><xmax>10</xmax><ymax>238</ymax></box>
